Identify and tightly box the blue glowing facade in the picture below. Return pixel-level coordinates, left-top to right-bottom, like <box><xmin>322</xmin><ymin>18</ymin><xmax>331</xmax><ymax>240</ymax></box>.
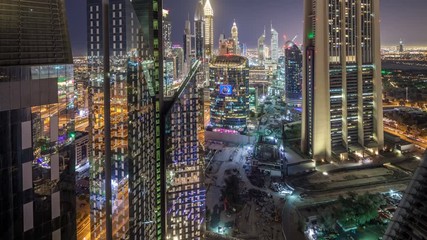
<box><xmin>209</xmin><ymin>55</ymin><xmax>250</xmax><ymax>134</ymax></box>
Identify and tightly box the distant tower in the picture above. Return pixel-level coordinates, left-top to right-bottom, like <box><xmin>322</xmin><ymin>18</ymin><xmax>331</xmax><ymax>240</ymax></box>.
<box><xmin>302</xmin><ymin>0</ymin><xmax>384</xmax><ymax>161</ymax></box>
<box><xmin>183</xmin><ymin>18</ymin><xmax>193</xmax><ymax>63</ymax></box>
<box><xmin>270</xmin><ymin>23</ymin><xmax>279</xmax><ymax>62</ymax></box>
<box><xmin>398</xmin><ymin>39</ymin><xmax>404</xmax><ymax>53</ymax></box>
<box><xmin>204</xmin><ymin>0</ymin><xmax>214</xmax><ymax>57</ymax></box>
<box><xmin>258</xmin><ymin>28</ymin><xmax>266</xmax><ymax>65</ymax></box>
<box><xmin>231</xmin><ymin>20</ymin><xmax>239</xmax><ymax>53</ymax></box>
<box><xmin>194</xmin><ymin>0</ymin><xmax>205</xmax><ymax>59</ymax></box>
<box><xmin>163</xmin><ymin>9</ymin><xmax>172</xmax><ymax>57</ymax></box>
<box><xmin>284</xmin><ymin>41</ymin><xmax>303</xmax><ymax>105</ymax></box>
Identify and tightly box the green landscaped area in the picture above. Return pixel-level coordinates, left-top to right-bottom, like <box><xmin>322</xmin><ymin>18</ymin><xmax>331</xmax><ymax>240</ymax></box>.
<box><xmin>303</xmin><ymin>192</ymin><xmax>398</xmax><ymax>240</ymax></box>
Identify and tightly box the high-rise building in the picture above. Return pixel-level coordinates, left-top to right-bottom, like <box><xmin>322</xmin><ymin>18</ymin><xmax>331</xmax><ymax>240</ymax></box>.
<box><xmin>172</xmin><ymin>45</ymin><xmax>185</xmax><ymax>80</ymax></box>
<box><xmin>240</xmin><ymin>42</ymin><xmax>248</xmax><ymax>56</ymax></box>
<box><xmin>164</xmin><ymin>57</ymin><xmax>175</xmax><ymax>97</ymax></box>
<box><xmin>231</xmin><ymin>20</ymin><xmax>239</xmax><ymax>54</ymax></box>
<box><xmin>163</xmin><ymin>9</ymin><xmax>172</xmax><ymax>57</ymax></box>
<box><xmin>270</xmin><ymin>24</ymin><xmax>279</xmax><ymax>63</ymax></box>
<box><xmin>219</xmin><ymin>38</ymin><xmax>237</xmax><ymax>55</ymax></box>
<box><xmin>273</xmin><ymin>56</ymin><xmax>286</xmax><ymax>97</ymax></box>
<box><xmin>258</xmin><ymin>29</ymin><xmax>266</xmax><ymax>65</ymax></box>
<box><xmin>301</xmin><ymin>0</ymin><xmax>384</xmax><ymax>161</ymax></box>
<box><xmin>209</xmin><ymin>55</ymin><xmax>250</xmax><ymax>134</ymax></box>
<box><xmin>194</xmin><ymin>0</ymin><xmax>205</xmax><ymax>59</ymax></box>
<box><xmin>88</xmin><ymin>0</ymin><xmax>164</xmax><ymax>239</ymax></box>
<box><xmin>398</xmin><ymin>39</ymin><xmax>404</xmax><ymax>53</ymax></box>
<box><xmin>284</xmin><ymin>41</ymin><xmax>302</xmax><ymax>105</ymax></box>
<box><xmin>204</xmin><ymin>0</ymin><xmax>214</xmax><ymax>57</ymax></box>
<box><xmin>165</xmin><ymin>60</ymin><xmax>206</xmax><ymax>240</ymax></box>
<box><xmin>183</xmin><ymin>19</ymin><xmax>193</xmax><ymax>64</ymax></box>
<box><xmin>131</xmin><ymin>0</ymin><xmax>166</xmax><ymax>238</ymax></box>
<box><xmin>0</xmin><ymin>0</ymin><xmax>76</xmax><ymax>239</ymax></box>
<box><xmin>384</xmin><ymin>154</ymin><xmax>427</xmax><ymax>240</ymax></box>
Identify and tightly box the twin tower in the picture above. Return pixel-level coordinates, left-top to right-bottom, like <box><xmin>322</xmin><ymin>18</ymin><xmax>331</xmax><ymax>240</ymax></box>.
<box><xmin>301</xmin><ymin>0</ymin><xmax>384</xmax><ymax>161</ymax></box>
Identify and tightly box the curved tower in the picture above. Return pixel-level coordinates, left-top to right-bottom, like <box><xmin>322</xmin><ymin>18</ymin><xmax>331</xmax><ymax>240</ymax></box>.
<box><xmin>209</xmin><ymin>55</ymin><xmax>250</xmax><ymax>134</ymax></box>
<box><xmin>204</xmin><ymin>0</ymin><xmax>214</xmax><ymax>57</ymax></box>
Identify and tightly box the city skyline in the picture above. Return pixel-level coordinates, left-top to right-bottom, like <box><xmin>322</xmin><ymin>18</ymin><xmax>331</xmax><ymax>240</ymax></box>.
<box><xmin>67</xmin><ymin>0</ymin><xmax>427</xmax><ymax>55</ymax></box>
<box><xmin>1</xmin><ymin>0</ymin><xmax>426</xmax><ymax>239</ymax></box>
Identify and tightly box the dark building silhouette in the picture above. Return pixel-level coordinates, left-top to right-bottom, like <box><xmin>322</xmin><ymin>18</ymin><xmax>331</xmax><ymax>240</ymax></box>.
<box><xmin>284</xmin><ymin>41</ymin><xmax>302</xmax><ymax>105</ymax></box>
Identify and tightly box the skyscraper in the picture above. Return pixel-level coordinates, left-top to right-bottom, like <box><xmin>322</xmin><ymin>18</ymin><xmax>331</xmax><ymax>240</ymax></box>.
<box><xmin>274</xmin><ymin>56</ymin><xmax>286</xmax><ymax>97</ymax></box>
<box><xmin>165</xmin><ymin>60</ymin><xmax>206</xmax><ymax>240</ymax></box>
<box><xmin>270</xmin><ymin>24</ymin><xmax>279</xmax><ymax>63</ymax></box>
<box><xmin>87</xmin><ymin>0</ymin><xmax>149</xmax><ymax>239</ymax></box>
<box><xmin>163</xmin><ymin>9</ymin><xmax>172</xmax><ymax>57</ymax></box>
<box><xmin>0</xmin><ymin>0</ymin><xmax>76</xmax><ymax>239</ymax></box>
<box><xmin>87</xmin><ymin>0</ymin><xmax>164</xmax><ymax>239</ymax></box>
<box><xmin>131</xmin><ymin>0</ymin><xmax>166</xmax><ymax>238</ymax></box>
<box><xmin>183</xmin><ymin>19</ymin><xmax>193</xmax><ymax>64</ymax></box>
<box><xmin>209</xmin><ymin>55</ymin><xmax>250</xmax><ymax>134</ymax></box>
<box><xmin>284</xmin><ymin>41</ymin><xmax>303</xmax><ymax>105</ymax></box>
<box><xmin>204</xmin><ymin>0</ymin><xmax>214</xmax><ymax>58</ymax></box>
<box><xmin>383</xmin><ymin>154</ymin><xmax>427</xmax><ymax>240</ymax></box>
<box><xmin>219</xmin><ymin>24</ymin><xmax>238</xmax><ymax>56</ymax></box>
<box><xmin>172</xmin><ymin>45</ymin><xmax>185</xmax><ymax>80</ymax></box>
<box><xmin>398</xmin><ymin>39</ymin><xmax>404</xmax><ymax>53</ymax></box>
<box><xmin>258</xmin><ymin>29</ymin><xmax>266</xmax><ymax>65</ymax></box>
<box><xmin>301</xmin><ymin>0</ymin><xmax>384</xmax><ymax>161</ymax></box>
<box><xmin>194</xmin><ymin>0</ymin><xmax>205</xmax><ymax>59</ymax></box>
<box><xmin>231</xmin><ymin>20</ymin><xmax>239</xmax><ymax>54</ymax></box>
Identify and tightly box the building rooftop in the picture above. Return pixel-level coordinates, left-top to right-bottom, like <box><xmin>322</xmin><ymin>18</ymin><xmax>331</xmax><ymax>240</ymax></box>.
<box><xmin>210</xmin><ymin>55</ymin><xmax>248</xmax><ymax>68</ymax></box>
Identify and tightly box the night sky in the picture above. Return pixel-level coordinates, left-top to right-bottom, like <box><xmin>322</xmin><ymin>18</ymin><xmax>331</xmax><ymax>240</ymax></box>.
<box><xmin>66</xmin><ymin>0</ymin><xmax>427</xmax><ymax>56</ymax></box>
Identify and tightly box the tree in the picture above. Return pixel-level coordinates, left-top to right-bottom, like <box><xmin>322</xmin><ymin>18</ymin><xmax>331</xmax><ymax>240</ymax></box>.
<box><xmin>337</xmin><ymin>192</ymin><xmax>385</xmax><ymax>227</ymax></box>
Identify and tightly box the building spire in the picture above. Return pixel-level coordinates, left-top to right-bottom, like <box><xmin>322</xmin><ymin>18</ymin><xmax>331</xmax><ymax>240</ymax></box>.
<box><xmin>204</xmin><ymin>0</ymin><xmax>213</xmax><ymax>16</ymax></box>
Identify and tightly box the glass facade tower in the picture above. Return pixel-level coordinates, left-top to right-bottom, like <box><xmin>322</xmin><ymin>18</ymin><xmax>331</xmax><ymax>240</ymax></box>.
<box><xmin>0</xmin><ymin>0</ymin><xmax>76</xmax><ymax>239</ymax></box>
<box><xmin>284</xmin><ymin>41</ymin><xmax>303</xmax><ymax>105</ymax></box>
<box><xmin>209</xmin><ymin>55</ymin><xmax>249</xmax><ymax>134</ymax></box>
<box><xmin>204</xmin><ymin>0</ymin><xmax>214</xmax><ymax>58</ymax></box>
<box><xmin>194</xmin><ymin>0</ymin><xmax>205</xmax><ymax>60</ymax></box>
<box><xmin>87</xmin><ymin>0</ymin><xmax>160</xmax><ymax>239</ymax></box>
<box><xmin>165</xmin><ymin>61</ymin><xmax>206</xmax><ymax>240</ymax></box>
<box><xmin>301</xmin><ymin>0</ymin><xmax>384</xmax><ymax>161</ymax></box>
